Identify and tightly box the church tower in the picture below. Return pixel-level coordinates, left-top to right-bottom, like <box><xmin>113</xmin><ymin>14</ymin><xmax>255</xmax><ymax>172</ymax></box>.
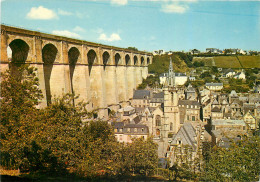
<box><xmin>163</xmin><ymin>57</ymin><xmax>180</xmax><ymax>135</ymax></box>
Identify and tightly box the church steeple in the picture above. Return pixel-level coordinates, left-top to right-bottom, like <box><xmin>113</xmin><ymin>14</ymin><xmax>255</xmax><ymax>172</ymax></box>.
<box><xmin>166</xmin><ymin>57</ymin><xmax>175</xmax><ymax>87</ymax></box>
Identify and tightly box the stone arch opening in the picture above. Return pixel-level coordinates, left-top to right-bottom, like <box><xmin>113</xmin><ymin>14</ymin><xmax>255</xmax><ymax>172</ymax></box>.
<box><xmin>156</xmin><ymin>129</ymin><xmax>160</xmax><ymax>136</ymax></box>
<box><xmin>147</xmin><ymin>57</ymin><xmax>150</xmax><ymax>65</ymax></box>
<box><xmin>8</xmin><ymin>39</ymin><xmax>29</xmax><ymax>64</ymax></box>
<box><xmin>87</xmin><ymin>49</ymin><xmax>97</xmax><ymax>75</ymax></box>
<box><xmin>134</xmin><ymin>56</ymin><xmax>138</xmax><ymax>65</ymax></box>
<box><xmin>42</xmin><ymin>43</ymin><xmax>58</xmax><ymax>105</ymax></box>
<box><xmin>141</xmin><ymin>57</ymin><xmax>144</xmax><ymax>65</ymax></box>
<box><xmin>115</xmin><ymin>53</ymin><xmax>121</xmax><ymax>66</ymax></box>
<box><xmin>68</xmin><ymin>47</ymin><xmax>80</xmax><ymax>97</ymax></box>
<box><xmin>125</xmin><ymin>54</ymin><xmax>130</xmax><ymax>65</ymax></box>
<box><xmin>103</xmin><ymin>51</ymin><xmax>110</xmax><ymax>70</ymax></box>
<box><xmin>156</xmin><ymin>115</ymin><xmax>161</xmax><ymax>126</ymax></box>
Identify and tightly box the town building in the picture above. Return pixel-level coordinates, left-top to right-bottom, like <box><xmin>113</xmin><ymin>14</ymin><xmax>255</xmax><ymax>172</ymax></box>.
<box><xmin>205</xmin><ymin>82</ymin><xmax>223</xmax><ymax>91</ymax></box>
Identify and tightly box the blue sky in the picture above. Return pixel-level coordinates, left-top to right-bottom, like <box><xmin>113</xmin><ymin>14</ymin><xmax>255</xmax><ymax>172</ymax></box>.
<box><xmin>1</xmin><ymin>0</ymin><xmax>260</xmax><ymax>52</ymax></box>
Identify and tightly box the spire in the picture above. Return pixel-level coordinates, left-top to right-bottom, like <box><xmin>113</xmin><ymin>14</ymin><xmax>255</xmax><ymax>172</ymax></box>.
<box><xmin>166</xmin><ymin>57</ymin><xmax>175</xmax><ymax>87</ymax></box>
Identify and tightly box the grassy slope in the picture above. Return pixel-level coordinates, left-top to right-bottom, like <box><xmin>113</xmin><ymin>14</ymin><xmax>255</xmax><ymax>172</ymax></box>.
<box><xmin>148</xmin><ymin>54</ymin><xmax>190</xmax><ymax>74</ymax></box>
<box><xmin>194</xmin><ymin>56</ymin><xmax>259</xmax><ymax>68</ymax></box>
<box><xmin>193</xmin><ymin>57</ymin><xmax>215</xmax><ymax>66</ymax></box>
<box><xmin>213</xmin><ymin>56</ymin><xmax>241</xmax><ymax>68</ymax></box>
<box><xmin>238</xmin><ymin>56</ymin><xmax>260</xmax><ymax>68</ymax></box>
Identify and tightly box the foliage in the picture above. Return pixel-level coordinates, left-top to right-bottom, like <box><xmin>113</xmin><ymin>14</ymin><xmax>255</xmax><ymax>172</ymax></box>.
<box><xmin>201</xmin><ymin>136</ymin><xmax>260</xmax><ymax>181</ymax></box>
<box><xmin>223</xmin><ymin>78</ymin><xmax>249</xmax><ymax>93</ymax></box>
<box><xmin>193</xmin><ymin>61</ymin><xmax>204</xmax><ymax>67</ymax></box>
<box><xmin>148</xmin><ymin>54</ymin><xmax>190</xmax><ymax>75</ymax></box>
<box><xmin>0</xmin><ymin>65</ymin><xmax>43</xmax><ymax>170</ymax></box>
<box><xmin>123</xmin><ymin>137</ymin><xmax>158</xmax><ymax>175</ymax></box>
<box><xmin>137</xmin><ymin>75</ymin><xmax>160</xmax><ymax>89</ymax></box>
<box><xmin>127</xmin><ymin>47</ymin><xmax>138</xmax><ymax>51</ymax></box>
<box><xmin>0</xmin><ymin>66</ymin><xmax>159</xmax><ymax>178</ymax></box>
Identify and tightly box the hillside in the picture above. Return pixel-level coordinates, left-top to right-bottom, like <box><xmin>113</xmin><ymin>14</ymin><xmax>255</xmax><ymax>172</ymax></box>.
<box><xmin>148</xmin><ymin>54</ymin><xmax>190</xmax><ymax>75</ymax></box>
<box><xmin>193</xmin><ymin>56</ymin><xmax>260</xmax><ymax>68</ymax></box>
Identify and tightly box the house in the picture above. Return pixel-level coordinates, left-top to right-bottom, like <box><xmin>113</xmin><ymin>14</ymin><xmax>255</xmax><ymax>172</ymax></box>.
<box><xmin>206</xmin><ymin>48</ymin><xmax>221</xmax><ymax>54</ymax></box>
<box><xmin>234</xmin><ymin>70</ymin><xmax>246</xmax><ymax>80</ymax></box>
<box><xmin>112</xmin><ymin>122</ymin><xmax>149</xmax><ymax>143</ymax></box>
<box><xmin>211</xmin><ymin>106</ymin><xmax>223</xmax><ymax>120</ymax></box>
<box><xmin>202</xmin><ymin>99</ymin><xmax>211</xmax><ymax>122</ymax></box>
<box><xmin>243</xmin><ymin>111</ymin><xmax>257</xmax><ymax>130</ymax></box>
<box><xmin>189</xmin><ymin>76</ymin><xmax>196</xmax><ymax>81</ymax></box>
<box><xmin>211</xmin><ymin>119</ymin><xmax>247</xmax><ymax>145</ymax></box>
<box><xmin>185</xmin><ymin>84</ymin><xmax>197</xmax><ymax>100</ymax></box>
<box><xmin>150</xmin><ymin>92</ymin><xmax>164</xmax><ymax>108</ymax></box>
<box><xmin>153</xmin><ymin>50</ymin><xmax>165</xmax><ymax>55</ymax></box>
<box><xmin>229</xmin><ymin>90</ymin><xmax>239</xmax><ymax>104</ymax></box>
<box><xmin>178</xmin><ymin>100</ymin><xmax>201</xmax><ymax>123</ymax></box>
<box><xmin>205</xmin><ymin>82</ymin><xmax>223</xmax><ymax>91</ymax></box>
<box><xmin>238</xmin><ymin>49</ymin><xmax>247</xmax><ymax>55</ymax></box>
<box><xmin>159</xmin><ymin>72</ymin><xmax>188</xmax><ymax>86</ymax></box>
<box><xmin>190</xmin><ymin>49</ymin><xmax>200</xmax><ymax>55</ymax></box>
<box><xmin>132</xmin><ymin>90</ymin><xmax>151</xmax><ymax>108</ymax></box>
<box><xmin>223</xmin><ymin>68</ymin><xmax>236</xmax><ymax>78</ymax></box>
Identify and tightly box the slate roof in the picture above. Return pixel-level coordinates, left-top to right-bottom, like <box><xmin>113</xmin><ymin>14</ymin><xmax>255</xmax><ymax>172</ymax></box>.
<box><xmin>223</xmin><ymin>68</ymin><xmax>235</xmax><ymax>74</ymax></box>
<box><xmin>218</xmin><ymin>137</ymin><xmax>241</xmax><ymax>148</ymax></box>
<box><xmin>205</xmin><ymin>82</ymin><xmax>223</xmax><ymax>86</ymax></box>
<box><xmin>124</xmin><ymin>124</ymin><xmax>148</xmax><ymax>128</ymax></box>
<box><xmin>230</xmin><ymin>90</ymin><xmax>238</xmax><ymax>97</ymax></box>
<box><xmin>111</xmin><ymin>122</ymin><xmax>124</xmax><ymax>128</ymax></box>
<box><xmin>212</xmin><ymin>119</ymin><xmax>246</xmax><ymax>126</ymax></box>
<box><xmin>133</xmin><ymin>90</ymin><xmax>151</xmax><ymax>99</ymax></box>
<box><xmin>212</xmin><ymin>98</ymin><xmax>219</xmax><ymax>105</ymax></box>
<box><xmin>153</xmin><ymin>92</ymin><xmax>164</xmax><ymax>99</ymax></box>
<box><xmin>133</xmin><ymin>116</ymin><xmax>141</xmax><ymax>124</ymax></box>
<box><xmin>178</xmin><ymin>100</ymin><xmax>200</xmax><ymax>106</ymax></box>
<box><xmin>171</xmin><ymin>122</ymin><xmax>197</xmax><ymax>150</ymax></box>
<box><xmin>211</xmin><ymin>106</ymin><xmax>221</xmax><ymax>112</ymax></box>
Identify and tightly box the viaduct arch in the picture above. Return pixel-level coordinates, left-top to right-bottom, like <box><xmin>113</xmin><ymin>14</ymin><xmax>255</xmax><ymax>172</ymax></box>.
<box><xmin>1</xmin><ymin>25</ymin><xmax>153</xmax><ymax>118</ymax></box>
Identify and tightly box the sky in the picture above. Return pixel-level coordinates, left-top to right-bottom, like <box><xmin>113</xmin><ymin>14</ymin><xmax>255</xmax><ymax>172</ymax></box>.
<box><xmin>1</xmin><ymin>0</ymin><xmax>260</xmax><ymax>52</ymax></box>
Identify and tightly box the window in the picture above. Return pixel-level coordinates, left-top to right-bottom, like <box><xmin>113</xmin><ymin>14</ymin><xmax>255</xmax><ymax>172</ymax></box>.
<box><xmin>187</xmin><ymin>116</ymin><xmax>189</xmax><ymax>120</ymax></box>
<box><xmin>170</xmin><ymin>122</ymin><xmax>173</xmax><ymax>131</ymax></box>
<box><xmin>127</xmin><ymin>128</ymin><xmax>130</xmax><ymax>132</ymax></box>
<box><xmin>192</xmin><ymin>116</ymin><xmax>195</xmax><ymax>121</ymax></box>
<box><xmin>134</xmin><ymin>128</ymin><xmax>137</xmax><ymax>132</ymax></box>
<box><xmin>156</xmin><ymin>115</ymin><xmax>161</xmax><ymax>126</ymax></box>
<box><xmin>141</xmin><ymin>128</ymin><xmax>144</xmax><ymax>132</ymax></box>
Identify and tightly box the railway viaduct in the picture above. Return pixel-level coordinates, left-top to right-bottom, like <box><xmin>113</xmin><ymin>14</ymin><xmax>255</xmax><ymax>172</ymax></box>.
<box><xmin>1</xmin><ymin>25</ymin><xmax>153</xmax><ymax>118</ymax></box>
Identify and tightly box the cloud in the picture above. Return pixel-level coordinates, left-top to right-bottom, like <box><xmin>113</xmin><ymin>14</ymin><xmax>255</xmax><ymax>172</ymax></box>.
<box><xmin>111</xmin><ymin>0</ymin><xmax>128</xmax><ymax>5</ymax></box>
<box><xmin>52</xmin><ymin>30</ymin><xmax>81</xmax><ymax>39</ymax></box>
<box><xmin>73</xmin><ymin>26</ymin><xmax>85</xmax><ymax>32</ymax></box>
<box><xmin>58</xmin><ymin>9</ymin><xmax>73</xmax><ymax>16</ymax></box>
<box><xmin>99</xmin><ymin>33</ymin><xmax>121</xmax><ymax>41</ymax></box>
<box><xmin>26</xmin><ymin>6</ymin><xmax>58</xmax><ymax>20</ymax></box>
<box><xmin>161</xmin><ymin>3</ymin><xmax>189</xmax><ymax>13</ymax></box>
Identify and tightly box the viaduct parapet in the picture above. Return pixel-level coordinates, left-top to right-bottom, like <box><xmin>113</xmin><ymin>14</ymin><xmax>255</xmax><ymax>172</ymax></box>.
<box><xmin>1</xmin><ymin>25</ymin><xmax>153</xmax><ymax>118</ymax></box>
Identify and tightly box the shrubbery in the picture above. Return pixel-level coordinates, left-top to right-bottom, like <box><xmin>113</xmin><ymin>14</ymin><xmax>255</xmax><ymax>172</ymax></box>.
<box><xmin>0</xmin><ymin>65</ymin><xmax>158</xmax><ymax>178</ymax></box>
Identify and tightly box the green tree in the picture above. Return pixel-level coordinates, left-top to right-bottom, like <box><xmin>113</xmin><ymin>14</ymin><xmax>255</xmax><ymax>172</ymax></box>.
<box><xmin>123</xmin><ymin>137</ymin><xmax>158</xmax><ymax>176</ymax></box>
<box><xmin>0</xmin><ymin>65</ymin><xmax>43</xmax><ymax>170</ymax></box>
<box><xmin>202</xmin><ymin>136</ymin><xmax>260</xmax><ymax>181</ymax></box>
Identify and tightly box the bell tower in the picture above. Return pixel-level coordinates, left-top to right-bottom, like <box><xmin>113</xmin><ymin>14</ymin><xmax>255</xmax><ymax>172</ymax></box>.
<box><xmin>163</xmin><ymin>57</ymin><xmax>180</xmax><ymax>135</ymax></box>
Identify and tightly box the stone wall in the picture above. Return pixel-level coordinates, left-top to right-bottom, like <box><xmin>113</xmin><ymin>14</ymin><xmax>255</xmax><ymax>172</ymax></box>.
<box><xmin>1</xmin><ymin>25</ymin><xmax>153</xmax><ymax>118</ymax></box>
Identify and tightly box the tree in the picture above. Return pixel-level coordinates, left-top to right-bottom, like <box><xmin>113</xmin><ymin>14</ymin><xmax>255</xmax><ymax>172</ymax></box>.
<box><xmin>202</xmin><ymin>136</ymin><xmax>260</xmax><ymax>181</ymax></box>
<box><xmin>127</xmin><ymin>47</ymin><xmax>138</xmax><ymax>51</ymax></box>
<box><xmin>0</xmin><ymin>65</ymin><xmax>43</xmax><ymax>170</ymax></box>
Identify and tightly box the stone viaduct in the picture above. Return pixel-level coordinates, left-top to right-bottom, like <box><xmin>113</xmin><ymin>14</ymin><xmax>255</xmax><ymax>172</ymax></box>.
<box><xmin>1</xmin><ymin>25</ymin><xmax>153</xmax><ymax>118</ymax></box>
